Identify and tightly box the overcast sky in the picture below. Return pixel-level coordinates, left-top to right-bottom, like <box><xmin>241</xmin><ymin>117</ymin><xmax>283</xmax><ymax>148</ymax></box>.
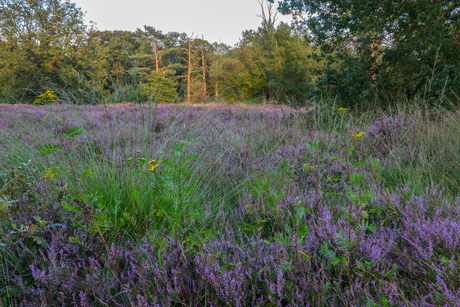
<box><xmin>72</xmin><ymin>0</ymin><xmax>293</xmax><ymax>46</ymax></box>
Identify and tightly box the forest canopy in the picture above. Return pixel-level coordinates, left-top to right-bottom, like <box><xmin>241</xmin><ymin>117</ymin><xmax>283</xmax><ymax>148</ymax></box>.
<box><xmin>0</xmin><ymin>0</ymin><xmax>459</xmax><ymax>106</ymax></box>
<box><xmin>279</xmin><ymin>0</ymin><xmax>460</xmax><ymax>105</ymax></box>
<box><xmin>0</xmin><ymin>0</ymin><xmax>322</xmax><ymax>105</ymax></box>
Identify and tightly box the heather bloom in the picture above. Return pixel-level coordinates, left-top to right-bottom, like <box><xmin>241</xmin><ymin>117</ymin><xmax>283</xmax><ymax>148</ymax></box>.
<box><xmin>2</xmin><ymin>102</ymin><xmax>460</xmax><ymax>306</ymax></box>
<box><xmin>365</xmin><ymin>112</ymin><xmax>407</xmax><ymax>157</ymax></box>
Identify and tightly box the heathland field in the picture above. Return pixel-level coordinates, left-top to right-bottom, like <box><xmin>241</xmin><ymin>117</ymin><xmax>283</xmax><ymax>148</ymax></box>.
<box><xmin>2</xmin><ymin>102</ymin><xmax>460</xmax><ymax>306</ymax></box>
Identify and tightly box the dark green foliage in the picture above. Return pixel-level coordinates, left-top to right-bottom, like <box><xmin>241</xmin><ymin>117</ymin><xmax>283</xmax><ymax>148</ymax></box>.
<box><xmin>0</xmin><ymin>0</ymin><xmax>87</xmax><ymax>103</ymax></box>
<box><xmin>212</xmin><ymin>23</ymin><xmax>322</xmax><ymax>105</ymax></box>
<box><xmin>279</xmin><ymin>0</ymin><xmax>460</xmax><ymax>106</ymax></box>
<box><xmin>149</xmin><ymin>72</ymin><xmax>179</xmax><ymax>103</ymax></box>
<box><xmin>99</xmin><ymin>30</ymin><xmax>143</xmax><ymax>86</ymax></box>
<box><xmin>262</xmin><ymin>23</ymin><xmax>322</xmax><ymax>105</ymax></box>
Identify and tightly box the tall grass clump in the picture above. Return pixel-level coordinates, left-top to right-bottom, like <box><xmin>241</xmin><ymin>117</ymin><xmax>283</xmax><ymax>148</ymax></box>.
<box><xmin>1</xmin><ymin>97</ymin><xmax>460</xmax><ymax>305</ymax></box>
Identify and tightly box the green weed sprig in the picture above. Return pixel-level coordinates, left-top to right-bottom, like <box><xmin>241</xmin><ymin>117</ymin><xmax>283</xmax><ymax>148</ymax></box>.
<box><xmin>35</xmin><ymin>93</ymin><xmax>109</xmax><ymax>252</ymax></box>
<box><xmin>150</xmin><ymin>141</ymin><xmax>199</xmax><ymax>302</ymax></box>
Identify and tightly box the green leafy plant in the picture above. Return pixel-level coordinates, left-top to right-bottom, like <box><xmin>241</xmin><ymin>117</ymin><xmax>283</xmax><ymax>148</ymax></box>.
<box><xmin>154</xmin><ymin>142</ymin><xmax>200</xmax><ymax>245</ymax></box>
<box><xmin>33</xmin><ymin>92</ymin><xmax>109</xmax><ymax>251</ymax></box>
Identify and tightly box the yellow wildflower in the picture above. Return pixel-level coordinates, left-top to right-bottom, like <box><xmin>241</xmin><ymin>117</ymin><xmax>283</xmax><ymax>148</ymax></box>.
<box><xmin>35</xmin><ymin>91</ymin><xmax>56</xmax><ymax>105</ymax></box>
<box><xmin>127</xmin><ymin>158</ymin><xmax>133</xmax><ymax>161</ymax></box>
<box><xmin>338</xmin><ymin>108</ymin><xmax>348</xmax><ymax>112</ymax></box>
<box><xmin>136</xmin><ymin>151</ymin><xmax>141</xmax><ymax>154</ymax></box>
<box><xmin>148</xmin><ymin>159</ymin><xmax>156</xmax><ymax>164</ymax></box>
<box><xmin>351</xmin><ymin>132</ymin><xmax>366</xmax><ymax>138</ymax></box>
<box><xmin>149</xmin><ymin>164</ymin><xmax>159</xmax><ymax>172</ymax></box>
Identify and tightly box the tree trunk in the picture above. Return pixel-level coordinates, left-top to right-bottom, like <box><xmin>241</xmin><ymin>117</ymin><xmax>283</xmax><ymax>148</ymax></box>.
<box><xmin>181</xmin><ymin>36</ymin><xmax>196</xmax><ymax>104</ymax></box>
<box><xmin>187</xmin><ymin>39</ymin><xmax>192</xmax><ymax>104</ymax></box>
<box><xmin>371</xmin><ymin>41</ymin><xmax>376</xmax><ymax>88</ymax></box>
<box><xmin>201</xmin><ymin>48</ymin><xmax>207</xmax><ymax>102</ymax></box>
<box><xmin>154</xmin><ymin>46</ymin><xmax>162</xmax><ymax>73</ymax></box>
<box><xmin>370</xmin><ymin>38</ymin><xmax>381</xmax><ymax>88</ymax></box>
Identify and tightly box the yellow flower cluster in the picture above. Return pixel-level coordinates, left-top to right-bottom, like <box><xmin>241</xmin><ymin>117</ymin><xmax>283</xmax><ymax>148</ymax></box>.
<box><xmin>33</xmin><ymin>91</ymin><xmax>56</xmax><ymax>105</ymax></box>
<box><xmin>149</xmin><ymin>164</ymin><xmax>159</xmax><ymax>172</ymax></box>
<box><xmin>351</xmin><ymin>132</ymin><xmax>366</xmax><ymax>138</ymax></box>
<box><xmin>148</xmin><ymin>159</ymin><xmax>159</xmax><ymax>172</ymax></box>
<box><xmin>338</xmin><ymin>108</ymin><xmax>348</xmax><ymax>112</ymax></box>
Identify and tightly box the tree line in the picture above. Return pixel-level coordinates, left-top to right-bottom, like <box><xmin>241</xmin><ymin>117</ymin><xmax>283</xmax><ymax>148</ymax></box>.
<box><xmin>1</xmin><ymin>0</ymin><xmax>459</xmax><ymax>106</ymax></box>
<box><xmin>280</xmin><ymin>0</ymin><xmax>460</xmax><ymax>106</ymax></box>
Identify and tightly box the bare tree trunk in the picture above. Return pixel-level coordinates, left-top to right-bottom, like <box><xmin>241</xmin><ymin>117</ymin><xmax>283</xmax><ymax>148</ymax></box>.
<box><xmin>257</xmin><ymin>0</ymin><xmax>278</xmax><ymax>30</ymax></box>
<box><xmin>371</xmin><ymin>41</ymin><xmax>376</xmax><ymax>88</ymax></box>
<box><xmin>154</xmin><ymin>47</ymin><xmax>161</xmax><ymax>73</ymax></box>
<box><xmin>180</xmin><ymin>35</ymin><xmax>197</xmax><ymax>103</ymax></box>
<box><xmin>187</xmin><ymin>39</ymin><xmax>192</xmax><ymax>104</ymax></box>
<box><xmin>201</xmin><ymin>48</ymin><xmax>207</xmax><ymax>102</ymax></box>
<box><xmin>370</xmin><ymin>38</ymin><xmax>381</xmax><ymax>88</ymax></box>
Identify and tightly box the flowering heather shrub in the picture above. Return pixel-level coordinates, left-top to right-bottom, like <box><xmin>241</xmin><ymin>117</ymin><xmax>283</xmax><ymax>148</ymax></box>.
<box><xmin>1</xmin><ymin>103</ymin><xmax>460</xmax><ymax>305</ymax></box>
<box><xmin>3</xmin><ymin>175</ymin><xmax>460</xmax><ymax>306</ymax></box>
<box><xmin>366</xmin><ymin>112</ymin><xmax>408</xmax><ymax>157</ymax></box>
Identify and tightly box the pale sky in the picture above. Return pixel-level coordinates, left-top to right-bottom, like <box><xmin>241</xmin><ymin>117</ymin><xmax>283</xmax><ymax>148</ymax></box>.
<box><xmin>72</xmin><ymin>0</ymin><xmax>293</xmax><ymax>46</ymax></box>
